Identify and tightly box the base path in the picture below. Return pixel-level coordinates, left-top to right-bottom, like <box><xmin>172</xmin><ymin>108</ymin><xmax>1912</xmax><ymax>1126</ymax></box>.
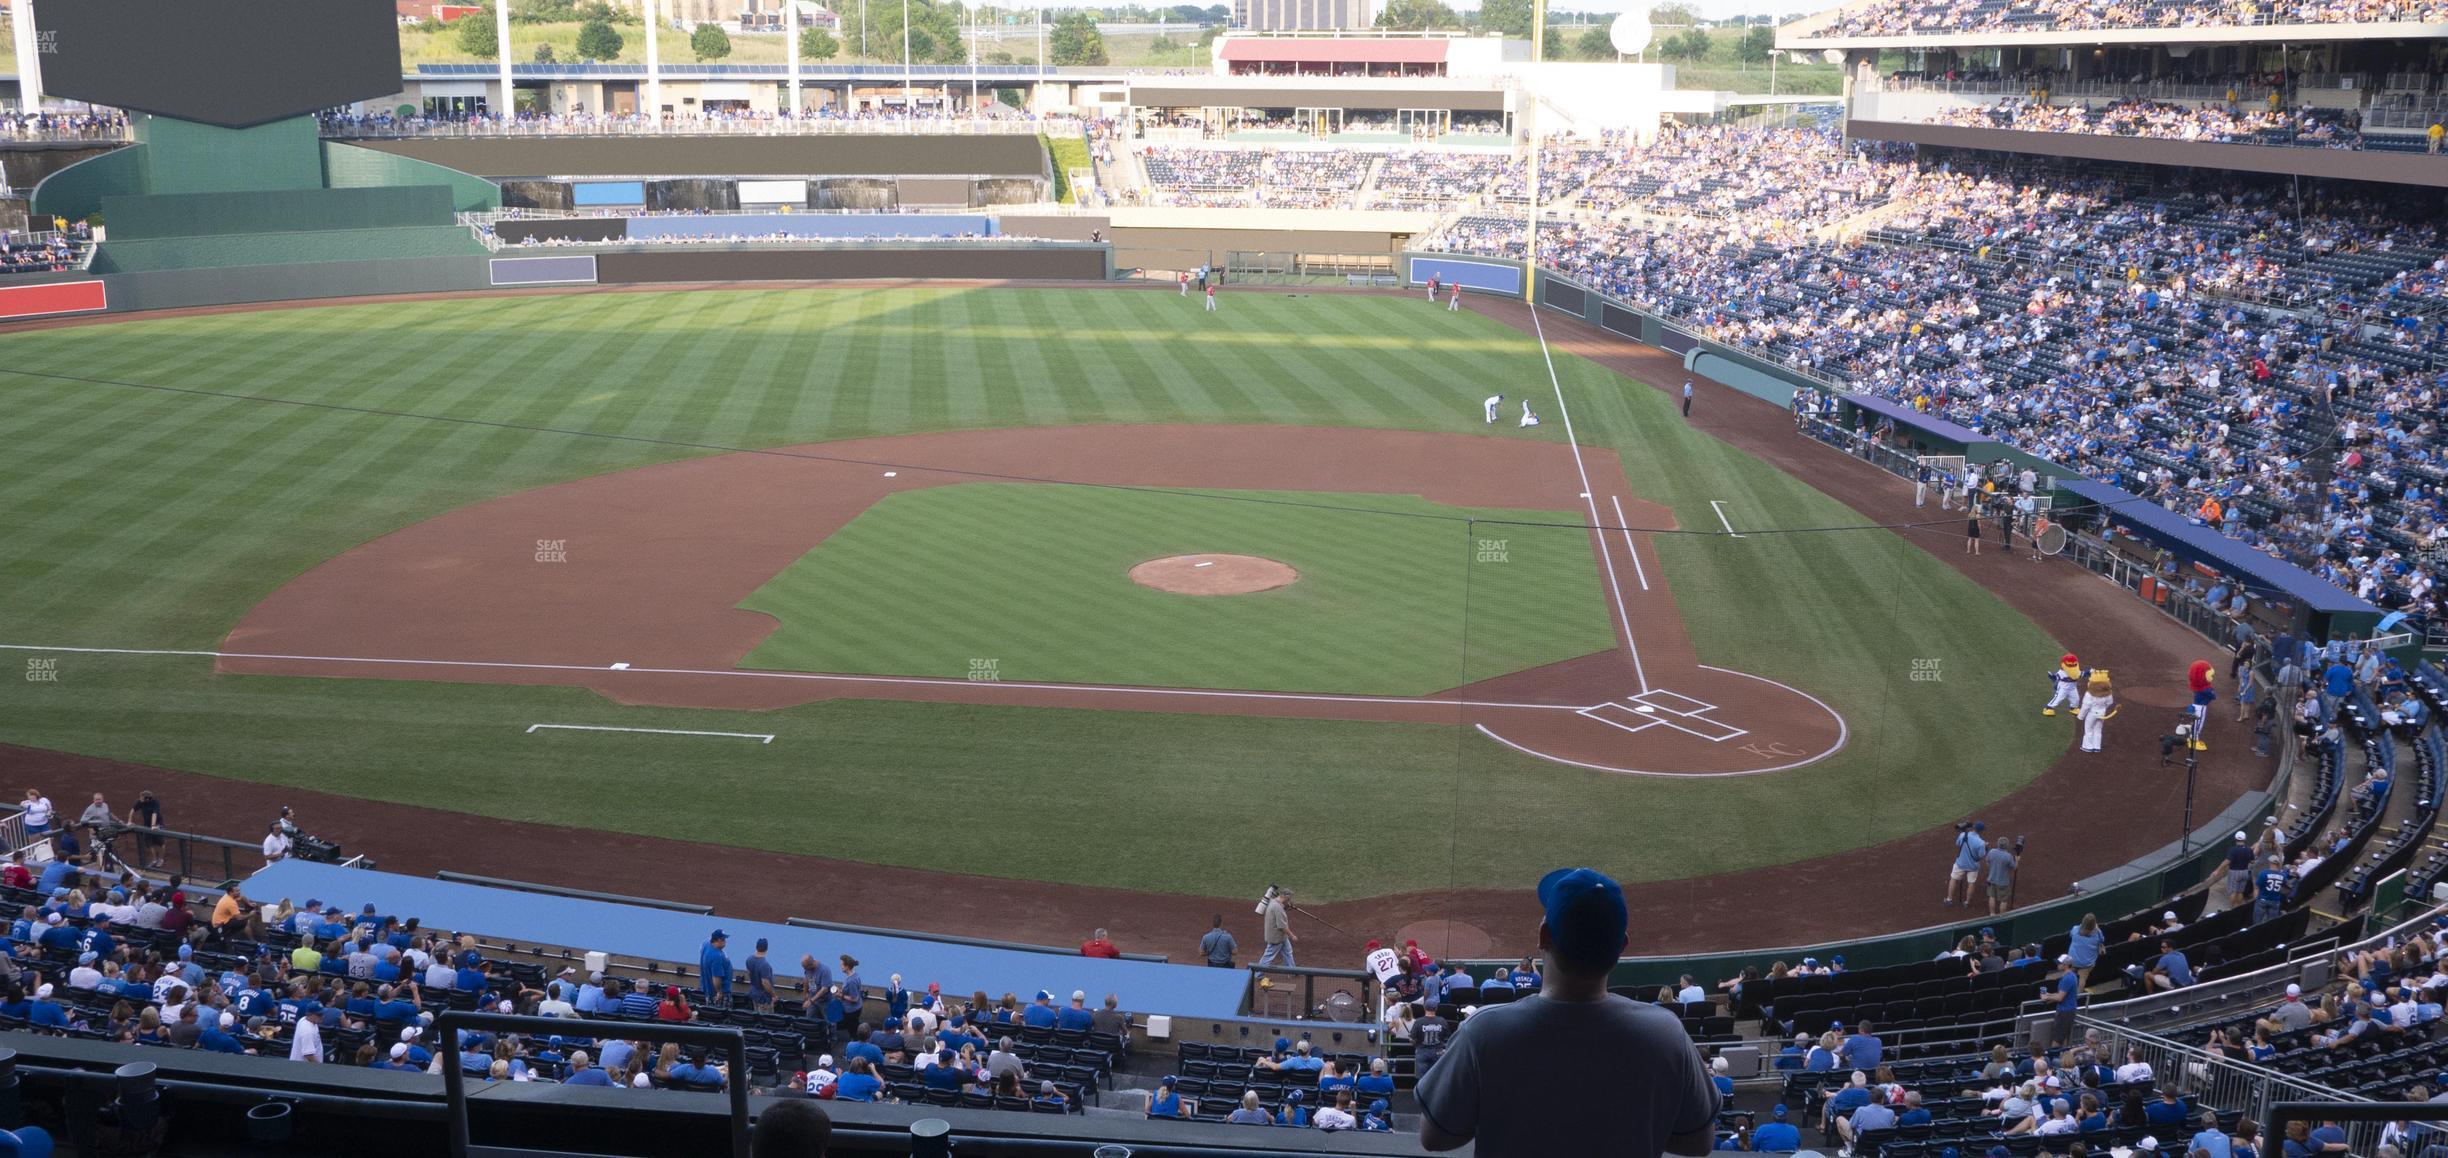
<box><xmin>215</xmin><ymin>424</ymin><xmax>1843</xmax><ymax>777</ymax></box>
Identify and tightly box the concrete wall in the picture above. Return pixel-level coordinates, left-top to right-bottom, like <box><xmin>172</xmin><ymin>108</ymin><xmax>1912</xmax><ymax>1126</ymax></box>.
<box><xmin>1851</xmin><ymin>118</ymin><xmax>2448</xmax><ymax>189</ymax></box>
<box><xmin>591</xmin><ymin>246</ymin><xmax>1109</xmax><ymax>284</ymax></box>
<box><xmin>0</xmin><ymin>142</ymin><xmax>127</xmax><ymax>202</ymax></box>
<box><xmin>349</xmin><ymin>135</ymin><xmax>1048</xmax><ymax>180</ymax></box>
<box><xmin>1111</xmin><ymin>224</ymin><xmax>1414</xmax><ymax>273</ymax></box>
<box><xmin>98</xmin><ymin>254</ymin><xmax>491</xmax><ymax>312</ymax></box>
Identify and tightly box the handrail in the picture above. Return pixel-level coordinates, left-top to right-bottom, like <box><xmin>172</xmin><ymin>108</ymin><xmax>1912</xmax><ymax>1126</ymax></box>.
<box><xmin>782</xmin><ymin>915</ymin><xmax>1166</xmax><ymax>963</ymax></box>
<box><xmin>433</xmin><ymin>871</ymin><xmax>712</xmax><ymax>914</ymax></box>
<box><xmin>435</xmin><ymin>1011</ymin><xmax>749</xmax><ymax>1158</ymax></box>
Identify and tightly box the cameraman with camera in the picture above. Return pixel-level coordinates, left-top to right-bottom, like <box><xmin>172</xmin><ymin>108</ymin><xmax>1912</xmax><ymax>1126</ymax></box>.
<box><xmin>1258</xmin><ymin>885</ymin><xmax>1297</xmax><ymax>968</ymax></box>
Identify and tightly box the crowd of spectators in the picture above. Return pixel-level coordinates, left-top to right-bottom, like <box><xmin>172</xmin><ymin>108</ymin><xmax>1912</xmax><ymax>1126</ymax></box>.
<box><xmin>1424</xmin><ymin>126</ymin><xmax>2448</xmax><ymax>630</ymax></box>
<box><xmin>319</xmin><ymin>105</ymin><xmax>1070</xmax><ymax>138</ymax></box>
<box><xmin>1930</xmin><ymin>97</ymin><xmax>2370</xmax><ymax>148</ymax></box>
<box><xmin>0</xmin><ymin>225</ymin><xmax>92</xmax><ymax>276</ymax></box>
<box><xmin>1367</xmin><ymin>151</ymin><xmax>1517</xmax><ymax>210</ymax></box>
<box><xmin>1809</xmin><ymin>0</ymin><xmax>2448</xmax><ymax>38</ymax></box>
<box><xmin>0</xmin><ymin>820</ymin><xmax>1134</xmax><ymax>1116</ymax></box>
<box><xmin>0</xmin><ymin>111</ymin><xmax>129</xmax><ymax>142</ymax></box>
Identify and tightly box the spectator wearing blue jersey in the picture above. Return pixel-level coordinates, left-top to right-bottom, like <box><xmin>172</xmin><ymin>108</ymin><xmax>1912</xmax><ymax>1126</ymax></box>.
<box><xmin>1753</xmin><ymin>1106</ymin><xmax>1802</xmax><ymax>1151</ymax></box>
<box><xmin>1056</xmin><ymin>991</ymin><xmax>1095</xmax><ymax>1032</ymax></box>
<box><xmin>1837</xmin><ymin>1021</ymin><xmax>1882</xmax><ymax>1070</ymax></box>
<box><xmin>1021</xmin><ymin>990</ymin><xmax>1060</xmax><ymax>1028</ymax></box>
<box><xmin>698</xmin><ymin>930</ymin><xmax>732</xmax><ymax>1004</ymax></box>
<box><xmin>2254</xmin><ymin>858</ymin><xmax>2292</xmax><ymax>924</ymax></box>
<box><xmin>2066</xmin><ymin>914</ymin><xmax>2107</xmax><ymax>981</ymax></box>
<box><xmin>2147</xmin><ymin>942</ymin><xmax>2196</xmax><ymax>992</ymax></box>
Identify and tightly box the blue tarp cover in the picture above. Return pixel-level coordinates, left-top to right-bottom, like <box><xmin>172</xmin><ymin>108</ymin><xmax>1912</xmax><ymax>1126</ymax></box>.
<box><xmin>2056</xmin><ymin>477</ymin><xmax>2375</xmax><ymax>615</ymax></box>
<box><xmin>244</xmin><ymin>861</ymin><xmax>1252</xmax><ymax>1020</ymax></box>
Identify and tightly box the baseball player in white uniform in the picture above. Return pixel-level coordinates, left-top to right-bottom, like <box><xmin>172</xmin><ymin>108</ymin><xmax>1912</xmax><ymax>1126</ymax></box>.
<box><xmin>1484</xmin><ymin>394</ymin><xmax>1504</xmax><ymax>424</ymax></box>
<box><xmin>1519</xmin><ymin>401</ymin><xmax>1541</xmax><ymax>427</ymax></box>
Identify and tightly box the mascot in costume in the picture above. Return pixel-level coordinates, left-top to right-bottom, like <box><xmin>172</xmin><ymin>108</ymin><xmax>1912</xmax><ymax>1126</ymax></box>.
<box><xmin>2044</xmin><ymin>654</ymin><xmax>2082</xmax><ymax>716</ymax></box>
<box><xmin>2077</xmin><ymin>669</ymin><xmax>2117</xmax><ymax>753</ymax></box>
<box><xmin>2186</xmin><ymin>660</ymin><xmax>2216</xmax><ymax>751</ymax></box>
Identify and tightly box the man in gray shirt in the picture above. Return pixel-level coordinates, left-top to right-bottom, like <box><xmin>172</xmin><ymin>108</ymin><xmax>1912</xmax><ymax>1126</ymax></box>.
<box><xmin>1417</xmin><ymin>867</ymin><xmax>1719</xmax><ymax>1155</ymax></box>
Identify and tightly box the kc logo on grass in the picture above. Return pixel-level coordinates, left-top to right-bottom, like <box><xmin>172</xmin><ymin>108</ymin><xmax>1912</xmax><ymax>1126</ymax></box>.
<box><xmin>968</xmin><ymin>659</ymin><xmax>1000</xmax><ymax>682</ymax></box>
<box><xmin>534</xmin><ymin>538</ymin><xmax>568</xmax><ymax>563</ymax></box>
<box><xmin>24</xmin><ymin>658</ymin><xmax>58</xmax><ymax>683</ymax></box>
<box><xmin>1910</xmin><ymin>658</ymin><xmax>1943</xmax><ymax>683</ymax></box>
<box><xmin>1475</xmin><ymin>538</ymin><xmax>1510</xmax><ymax>564</ymax></box>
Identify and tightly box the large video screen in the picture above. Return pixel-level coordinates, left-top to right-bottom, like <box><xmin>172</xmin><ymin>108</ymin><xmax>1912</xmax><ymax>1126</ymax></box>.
<box><xmin>30</xmin><ymin>0</ymin><xmax>403</xmax><ymax>129</ymax></box>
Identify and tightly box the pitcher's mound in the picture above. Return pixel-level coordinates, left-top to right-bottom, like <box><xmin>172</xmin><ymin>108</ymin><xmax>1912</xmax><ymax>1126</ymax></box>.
<box><xmin>1130</xmin><ymin>554</ymin><xmax>1298</xmax><ymax>596</ymax></box>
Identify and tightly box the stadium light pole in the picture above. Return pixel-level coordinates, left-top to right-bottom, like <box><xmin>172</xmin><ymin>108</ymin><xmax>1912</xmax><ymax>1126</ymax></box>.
<box><xmin>495</xmin><ymin>0</ymin><xmax>515</xmax><ymax>121</ymax></box>
<box><xmin>902</xmin><ymin>0</ymin><xmax>914</xmax><ymax>107</ymax></box>
<box><xmin>787</xmin><ymin>0</ymin><xmax>801</xmax><ymax>117</ymax></box>
<box><xmin>646</xmin><ymin>0</ymin><xmax>663</xmax><ymax>119</ymax></box>
<box><xmin>9</xmin><ymin>0</ymin><xmax>41</xmax><ymax>113</ymax></box>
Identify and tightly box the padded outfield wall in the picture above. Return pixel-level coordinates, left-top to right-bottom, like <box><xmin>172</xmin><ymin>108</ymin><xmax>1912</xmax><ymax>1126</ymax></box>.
<box><xmin>346</xmin><ymin>135</ymin><xmax>1049</xmax><ymax>180</ymax></box>
<box><xmin>0</xmin><ymin>241</ymin><xmax>1114</xmax><ymax>321</ymax></box>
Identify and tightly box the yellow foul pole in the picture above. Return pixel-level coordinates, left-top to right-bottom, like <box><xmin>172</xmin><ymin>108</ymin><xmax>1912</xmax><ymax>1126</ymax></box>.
<box><xmin>1523</xmin><ymin>0</ymin><xmax>1545</xmax><ymax>308</ymax></box>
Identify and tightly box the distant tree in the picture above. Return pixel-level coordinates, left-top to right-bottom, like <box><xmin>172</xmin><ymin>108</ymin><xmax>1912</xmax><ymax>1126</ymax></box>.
<box><xmin>1541</xmin><ymin>25</ymin><xmax>1564</xmax><ymax>58</ymax></box>
<box><xmin>799</xmin><ymin>25</ymin><xmax>840</xmax><ymax>60</ymax></box>
<box><xmin>1575</xmin><ymin>24</ymin><xmax>1612</xmax><ymax>58</ymax></box>
<box><xmin>1375</xmin><ymin>0</ymin><xmax>1462</xmax><ymax>31</ymax></box>
<box><xmin>985</xmin><ymin>48</ymin><xmax>1017</xmax><ymax>63</ymax></box>
<box><xmin>456</xmin><ymin>4</ymin><xmax>500</xmax><ymax>55</ymax></box>
<box><xmin>690</xmin><ymin>21</ymin><xmax>733</xmax><ymax>60</ymax></box>
<box><xmin>1651</xmin><ymin>1</ymin><xmax>1698</xmax><ymax>24</ymax></box>
<box><xmin>839</xmin><ymin>0</ymin><xmax>968</xmax><ymax>65</ymax></box>
<box><xmin>1168</xmin><ymin>3</ymin><xmax>1207</xmax><ymax>21</ymax></box>
<box><xmin>1049</xmin><ymin>10</ymin><xmax>1107</xmax><ymax>65</ymax></box>
<box><xmin>1205</xmin><ymin>4</ymin><xmax>1229</xmax><ymax>21</ymax></box>
<box><xmin>1740</xmin><ymin>24</ymin><xmax>1775</xmax><ymax>61</ymax></box>
<box><xmin>1477</xmin><ymin>0</ymin><xmax>1533</xmax><ymax>36</ymax></box>
<box><xmin>575</xmin><ymin>17</ymin><xmax>624</xmax><ymax>60</ymax></box>
<box><xmin>997</xmin><ymin>87</ymin><xmax>1025</xmax><ymax>109</ymax></box>
<box><xmin>1196</xmin><ymin>24</ymin><xmax>1221</xmax><ymax>48</ymax></box>
<box><xmin>533</xmin><ymin>43</ymin><xmax>558</xmax><ymax>63</ymax></box>
<box><xmin>1661</xmin><ymin>27</ymin><xmax>1710</xmax><ymax>59</ymax></box>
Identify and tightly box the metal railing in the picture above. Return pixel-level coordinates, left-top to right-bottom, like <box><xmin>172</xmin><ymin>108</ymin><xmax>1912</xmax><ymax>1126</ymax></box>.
<box><xmin>435</xmin><ymin>1011</ymin><xmax>748</xmax><ymax>1158</ymax></box>
<box><xmin>2083</xmin><ymin>906</ymin><xmax>2441</xmax><ymax>1037</ymax></box>
<box><xmin>88</xmin><ymin>825</ymin><xmax>281</xmax><ymax>886</ymax></box>
<box><xmin>323</xmin><ymin>116</ymin><xmax>1060</xmax><ymax>140</ymax></box>
<box><xmin>1242</xmin><ymin>964</ymin><xmax>1376</xmax><ymax>1024</ymax></box>
<box><xmin>2072</xmin><ymin>1019</ymin><xmax>2344</xmax><ymax>1141</ymax></box>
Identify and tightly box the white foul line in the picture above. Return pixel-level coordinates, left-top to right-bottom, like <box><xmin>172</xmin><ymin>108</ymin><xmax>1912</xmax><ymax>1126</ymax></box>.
<box><xmin>1526</xmin><ymin>307</ymin><xmax>1648</xmax><ymax>694</ymax></box>
<box><xmin>528</xmin><ymin>724</ymin><xmax>773</xmax><ymax>743</ymax></box>
<box><xmin>0</xmin><ymin>643</ymin><xmax>1593</xmax><ymax>714</ymax></box>
<box><xmin>1609</xmin><ymin>495</ymin><xmax>1650</xmax><ymax>592</ymax></box>
<box><xmin>1709</xmin><ymin>500</ymin><xmax>1745</xmax><ymax>538</ymax></box>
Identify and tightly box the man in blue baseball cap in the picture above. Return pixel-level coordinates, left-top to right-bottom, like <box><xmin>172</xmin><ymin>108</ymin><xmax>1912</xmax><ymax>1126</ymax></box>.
<box><xmin>1416</xmin><ymin>867</ymin><xmax>1719</xmax><ymax>1155</ymax></box>
<box><xmin>1752</xmin><ymin>1105</ymin><xmax>1801</xmax><ymax>1152</ymax></box>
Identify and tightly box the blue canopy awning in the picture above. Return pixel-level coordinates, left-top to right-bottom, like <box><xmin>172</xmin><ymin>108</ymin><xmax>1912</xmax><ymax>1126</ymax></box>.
<box><xmin>2055</xmin><ymin>478</ymin><xmax>2376</xmax><ymax>617</ymax></box>
<box><xmin>1843</xmin><ymin>394</ymin><xmax>1988</xmax><ymax>447</ymax></box>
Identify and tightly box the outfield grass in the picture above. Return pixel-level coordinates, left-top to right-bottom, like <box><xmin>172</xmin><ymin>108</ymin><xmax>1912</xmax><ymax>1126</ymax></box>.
<box><xmin>0</xmin><ymin>287</ymin><xmax>2064</xmax><ymax>900</ymax></box>
<box><xmin>738</xmin><ymin>483</ymin><xmax>1616</xmax><ymax>694</ymax></box>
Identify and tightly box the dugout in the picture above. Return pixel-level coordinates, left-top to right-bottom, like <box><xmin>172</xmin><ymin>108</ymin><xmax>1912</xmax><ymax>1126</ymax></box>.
<box><xmin>2052</xmin><ymin>477</ymin><xmax>2384</xmax><ymax>646</ymax></box>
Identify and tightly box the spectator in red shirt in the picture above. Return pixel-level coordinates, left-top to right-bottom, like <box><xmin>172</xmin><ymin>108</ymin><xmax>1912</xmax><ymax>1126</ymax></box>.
<box><xmin>1</xmin><ymin>853</ymin><xmax>31</xmax><ymax>892</ymax></box>
<box><xmin>1080</xmin><ymin>928</ymin><xmax>1120</xmax><ymax>958</ymax></box>
<box><xmin>656</xmin><ymin>986</ymin><xmax>693</xmax><ymax>1023</ymax></box>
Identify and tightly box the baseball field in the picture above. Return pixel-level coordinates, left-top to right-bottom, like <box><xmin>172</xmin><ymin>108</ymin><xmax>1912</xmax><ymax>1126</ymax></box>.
<box><xmin>0</xmin><ymin>285</ymin><xmax>2066</xmax><ymax>906</ymax></box>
